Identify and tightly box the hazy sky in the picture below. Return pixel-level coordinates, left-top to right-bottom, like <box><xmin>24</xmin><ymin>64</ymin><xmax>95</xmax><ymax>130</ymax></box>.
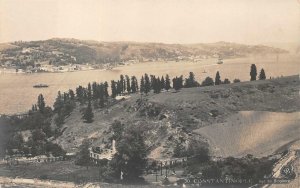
<box><xmin>0</xmin><ymin>0</ymin><xmax>299</xmax><ymax>44</ymax></box>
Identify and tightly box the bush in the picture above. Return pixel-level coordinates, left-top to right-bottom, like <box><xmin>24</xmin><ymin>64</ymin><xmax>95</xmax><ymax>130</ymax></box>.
<box><xmin>202</xmin><ymin>77</ymin><xmax>214</xmax><ymax>86</ymax></box>
<box><xmin>223</xmin><ymin>78</ymin><xmax>231</xmax><ymax>84</ymax></box>
<box><xmin>233</xmin><ymin>79</ymin><xmax>241</xmax><ymax>83</ymax></box>
<box><xmin>202</xmin><ymin>164</ymin><xmax>222</xmax><ymax>178</ymax></box>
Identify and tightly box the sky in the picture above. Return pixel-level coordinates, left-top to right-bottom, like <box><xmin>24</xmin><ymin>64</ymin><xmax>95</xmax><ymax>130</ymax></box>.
<box><xmin>0</xmin><ymin>0</ymin><xmax>299</xmax><ymax>44</ymax></box>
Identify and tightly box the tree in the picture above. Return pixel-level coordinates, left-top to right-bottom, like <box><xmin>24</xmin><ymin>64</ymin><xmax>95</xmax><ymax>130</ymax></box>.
<box><xmin>87</xmin><ymin>83</ymin><xmax>92</xmax><ymax>99</ymax></box>
<box><xmin>223</xmin><ymin>78</ymin><xmax>231</xmax><ymax>84</ymax></box>
<box><xmin>215</xmin><ymin>71</ymin><xmax>221</xmax><ymax>85</ymax></box>
<box><xmin>120</xmin><ymin>75</ymin><xmax>125</xmax><ymax>93</ymax></box>
<box><xmin>75</xmin><ymin>139</ymin><xmax>92</xmax><ymax>169</ymax></box>
<box><xmin>76</xmin><ymin>85</ymin><xmax>84</xmax><ymax>102</ymax></box>
<box><xmin>184</xmin><ymin>72</ymin><xmax>198</xmax><ymax>88</ymax></box>
<box><xmin>104</xmin><ymin>81</ymin><xmax>109</xmax><ymax>98</ymax></box>
<box><xmin>144</xmin><ymin>74</ymin><xmax>151</xmax><ymax>94</ymax></box>
<box><xmin>83</xmin><ymin>100</ymin><xmax>94</xmax><ymax>123</ymax></box>
<box><xmin>53</xmin><ymin>91</ymin><xmax>64</xmax><ymax>112</ymax></box>
<box><xmin>131</xmin><ymin>76</ymin><xmax>138</xmax><ymax>93</ymax></box>
<box><xmin>111</xmin><ymin>80</ymin><xmax>117</xmax><ymax>98</ymax></box>
<box><xmin>233</xmin><ymin>79</ymin><xmax>241</xmax><ymax>83</ymax></box>
<box><xmin>69</xmin><ymin>89</ymin><xmax>75</xmax><ymax>100</ymax></box>
<box><xmin>160</xmin><ymin>76</ymin><xmax>165</xmax><ymax>90</ymax></box>
<box><xmin>111</xmin><ymin>120</ymin><xmax>124</xmax><ymax>142</ymax></box>
<box><xmin>165</xmin><ymin>74</ymin><xmax>171</xmax><ymax>91</ymax></box>
<box><xmin>173</xmin><ymin>76</ymin><xmax>183</xmax><ymax>91</ymax></box>
<box><xmin>99</xmin><ymin>84</ymin><xmax>105</xmax><ymax>108</ymax></box>
<box><xmin>37</xmin><ymin>94</ymin><xmax>46</xmax><ymax>113</ymax></box>
<box><xmin>259</xmin><ymin>69</ymin><xmax>266</xmax><ymax>80</ymax></box>
<box><xmin>153</xmin><ymin>77</ymin><xmax>161</xmax><ymax>94</ymax></box>
<box><xmin>92</xmin><ymin>82</ymin><xmax>98</xmax><ymax>99</ymax></box>
<box><xmin>250</xmin><ymin>64</ymin><xmax>257</xmax><ymax>81</ymax></box>
<box><xmin>125</xmin><ymin>75</ymin><xmax>131</xmax><ymax>93</ymax></box>
<box><xmin>202</xmin><ymin>77</ymin><xmax>214</xmax><ymax>86</ymax></box>
<box><xmin>140</xmin><ymin>76</ymin><xmax>145</xmax><ymax>94</ymax></box>
<box><xmin>111</xmin><ymin>126</ymin><xmax>147</xmax><ymax>182</ymax></box>
<box><xmin>116</xmin><ymin>81</ymin><xmax>122</xmax><ymax>95</ymax></box>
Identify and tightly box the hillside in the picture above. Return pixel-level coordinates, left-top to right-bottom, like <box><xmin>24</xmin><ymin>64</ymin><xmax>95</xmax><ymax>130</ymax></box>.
<box><xmin>0</xmin><ymin>39</ymin><xmax>288</xmax><ymax>67</ymax></box>
<box><xmin>55</xmin><ymin>75</ymin><xmax>299</xmax><ymax>159</ymax></box>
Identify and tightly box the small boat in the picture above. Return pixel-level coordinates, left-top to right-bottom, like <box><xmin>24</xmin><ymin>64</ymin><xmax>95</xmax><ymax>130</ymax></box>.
<box><xmin>33</xmin><ymin>84</ymin><xmax>49</xmax><ymax>88</ymax></box>
<box><xmin>217</xmin><ymin>58</ymin><xmax>223</xmax><ymax>64</ymax></box>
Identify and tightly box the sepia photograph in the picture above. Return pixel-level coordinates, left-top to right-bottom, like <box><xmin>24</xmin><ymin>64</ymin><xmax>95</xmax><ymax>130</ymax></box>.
<box><xmin>0</xmin><ymin>0</ymin><xmax>299</xmax><ymax>187</ymax></box>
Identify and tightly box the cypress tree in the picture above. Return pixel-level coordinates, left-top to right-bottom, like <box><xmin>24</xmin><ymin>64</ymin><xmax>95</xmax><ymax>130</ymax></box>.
<box><xmin>31</xmin><ymin>105</ymin><xmax>35</xmax><ymax>112</ymax></box>
<box><xmin>178</xmin><ymin>75</ymin><xmax>183</xmax><ymax>89</ymax></box>
<box><xmin>116</xmin><ymin>80</ymin><xmax>122</xmax><ymax>95</ymax></box>
<box><xmin>99</xmin><ymin>84</ymin><xmax>105</xmax><ymax>108</ymax></box>
<box><xmin>120</xmin><ymin>75</ymin><xmax>124</xmax><ymax>93</ymax></box>
<box><xmin>76</xmin><ymin>86</ymin><xmax>84</xmax><ymax>101</ymax></box>
<box><xmin>87</xmin><ymin>83</ymin><xmax>92</xmax><ymax>100</ymax></box>
<box><xmin>161</xmin><ymin>76</ymin><xmax>165</xmax><ymax>90</ymax></box>
<box><xmin>37</xmin><ymin>94</ymin><xmax>46</xmax><ymax>113</ymax></box>
<box><xmin>92</xmin><ymin>82</ymin><xmax>98</xmax><ymax>99</ymax></box>
<box><xmin>104</xmin><ymin>81</ymin><xmax>109</xmax><ymax>98</ymax></box>
<box><xmin>144</xmin><ymin>74</ymin><xmax>151</xmax><ymax>94</ymax></box>
<box><xmin>150</xmin><ymin>75</ymin><xmax>155</xmax><ymax>90</ymax></box>
<box><xmin>165</xmin><ymin>74</ymin><xmax>171</xmax><ymax>91</ymax></box>
<box><xmin>111</xmin><ymin>80</ymin><xmax>117</xmax><ymax>98</ymax></box>
<box><xmin>140</xmin><ymin>76</ymin><xmax>145</xmax><ymax>94</ymax></box>
<box><xmin>173</xmin><ymin>77</ymin><xmax>180</xmax><ymax>91</ymax></box>
<box><xmin>83</xmin><ymin>100</ymin><xmax>94</xmax><ymax>123</ymax></box>
<box><xmin>215</xmin><ymin>71</ymin><xmax>221</xmax><ymax>85</ymax></box>
<box><xmin>131</xmin><ymin>76</ymin><xmax>137</xmax><ymax>93</ymax></box>
<box><xmin>153</xmin><ymin>77</ymin><xmax>161</xmax><ymax>94</ymax></box>
<box><xmin>250</xmin><ymin>64</ymin><xmax>257</xmax><ymax>81</ymax></box>
<box><xmin>125</xmin><ymin>75</ymin><xmax>131</xmax><ymax>93</ymax></box>
<box><xmin>53</xmin><ymin>91</ymin><xmax>64</xmax><ymax>112</ymax></box>
<box><xmin>69</xmin><ymin>89</ymin><xmax>75</xmax><ymax>100</ymax></box>
<box><xmin>259</xmin><ymin>69</ymin><xmax>266</xmax><ymax>80</ymax></box>
<box><xmin>135</xmin><ymin>77</ymin><xmax>139</xmax><ymax>91</ymax></box>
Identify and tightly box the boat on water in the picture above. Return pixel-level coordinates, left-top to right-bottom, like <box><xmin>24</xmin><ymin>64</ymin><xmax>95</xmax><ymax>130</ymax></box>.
<box><xmin>33</xmin><ymin>84</ymin><xmax>49</xmax><ymax>88</ymax></box>
<box><xmin>217</xmin><ymin>58</ymin><xmax>223</xmax><ymax>64</ymax></box>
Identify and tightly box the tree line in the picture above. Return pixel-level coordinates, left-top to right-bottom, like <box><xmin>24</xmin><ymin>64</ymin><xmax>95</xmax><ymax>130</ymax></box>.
<box><xmin>27</xmin><ymin>64</ymin><xmax>267</xmax><ymax>124</ymax></box>
<box><xmin>48</xmin><ymin>64</ymin><xmax>266</xmax><ymax>123</ymax></box>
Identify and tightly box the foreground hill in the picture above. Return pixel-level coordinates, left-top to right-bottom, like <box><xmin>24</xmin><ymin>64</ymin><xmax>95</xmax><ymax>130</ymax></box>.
<box><xmin>55</xmin><ymin>75</ymin><xmax>299</xmax><ymax>159</ymax></box>
<box><xmin>0</xmin><ymin>38</ymin><xmax>288</xmax><ymax>66</ymax></box>
<box><xmin>195</xmin><ymin>111</ymin><xmax>299</xmax><ymax>157</ymax></box>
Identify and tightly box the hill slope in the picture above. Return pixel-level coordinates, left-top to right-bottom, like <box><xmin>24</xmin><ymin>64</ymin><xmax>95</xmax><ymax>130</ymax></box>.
<box><xmin>0</xmin><ymin>39</ymin><xmax>288</xmax><ymax>66</ymax></box>
<box><xmin>55</xmin><ymin>75</ymin><xmax>299</xmax><ymax>159</ymax></box>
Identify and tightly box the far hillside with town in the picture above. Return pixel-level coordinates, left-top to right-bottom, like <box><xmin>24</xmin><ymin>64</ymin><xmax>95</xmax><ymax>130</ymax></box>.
<box><xmin>0</xmin><ymin>38</ymin><xmax>287</xmax><ymax>74</ymax></box>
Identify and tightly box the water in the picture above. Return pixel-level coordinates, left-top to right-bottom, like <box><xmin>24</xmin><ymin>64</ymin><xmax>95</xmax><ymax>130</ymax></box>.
<box><xmin>0</xmin><ymin>54</ymin><xmax>299</xmax><ymax>115</ymax></box>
